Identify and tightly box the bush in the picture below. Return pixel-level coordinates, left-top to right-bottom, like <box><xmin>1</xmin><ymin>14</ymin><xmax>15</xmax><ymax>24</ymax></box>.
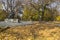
<box><xmin>43</xmin><ymin>8</ymin><xmax>55</xmax><ymax>21</ymax></box>
<box><xmin>22</xmin><ymin>6</ymin><xmax>39</xmax><ymax>21</ymax></box>
<box><xmin>0</xmin><ymin>10</ymin><xmax>8</xmax><ymax>21</ymax></box>
<box><xmin>56</xmin><ymin>16</ymin><xmax>60</xmax><ymax>21</ymax></box>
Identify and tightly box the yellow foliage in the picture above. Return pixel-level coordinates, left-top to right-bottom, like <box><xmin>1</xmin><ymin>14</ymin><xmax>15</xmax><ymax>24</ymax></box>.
<box><xmin>22</xmin><ymin>6</ymin><xmax>39</xmax><ymax>21</ymax></box>
<box><xmin>0</xmin><ymin>22</ymin><xmax>60</xmax><ymax>40</ymax></box>
<box><xmin>0</xmin><ymin>10</ymin><xmax>8</xmax><ymax>21</ymax></box>
<box><xmin>44</xmin><ymin>9</ymin><xmax>53</xmax><ymax>21</ymax></box>
<box><xmin>56</xmin><ymin>16</ymin><xmax>60</xmax><ymax>21</ymax></box>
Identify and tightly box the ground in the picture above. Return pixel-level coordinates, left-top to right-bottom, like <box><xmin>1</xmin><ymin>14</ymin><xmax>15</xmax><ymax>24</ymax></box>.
<box><xmin>0</xmin><ymin>21</ymin><xmax>60</xmax><ymax>40</ymax></box>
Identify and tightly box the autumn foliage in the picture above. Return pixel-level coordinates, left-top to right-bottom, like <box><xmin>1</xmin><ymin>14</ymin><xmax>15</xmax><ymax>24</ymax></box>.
<box><xmin>0</xmin><ymin>22</ymin><xmax>60</xmax><ymax>40</ymax></box>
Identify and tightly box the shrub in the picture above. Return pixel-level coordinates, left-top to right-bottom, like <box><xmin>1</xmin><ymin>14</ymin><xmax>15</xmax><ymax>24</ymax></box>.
<box><xmin>0</xmin><ymin>10</ymin><xmax>8</xmax><ymax>21</ymax></box>
<box><xmin>22</xmin><ymin>6</ymin><xmax>39</xmax><ymax>21</ymax></box>
<box><xmin>56</xmin><ymin>16</ymin><xmax>60</xmax><ymax>21</ymax></box>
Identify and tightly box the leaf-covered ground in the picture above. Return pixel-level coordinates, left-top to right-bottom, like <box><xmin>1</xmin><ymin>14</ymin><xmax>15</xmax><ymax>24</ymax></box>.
<box><xmin>0</xmin><ymin>21</ymin><xmax>60</xmax><ymax>40</ymax></box>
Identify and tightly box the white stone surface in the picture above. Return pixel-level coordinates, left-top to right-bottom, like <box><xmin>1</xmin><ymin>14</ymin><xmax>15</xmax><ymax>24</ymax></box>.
<box><xmin>5</xmin><ymin>19</ymin><xmax>18</xmax><ymax>23</ymax></box>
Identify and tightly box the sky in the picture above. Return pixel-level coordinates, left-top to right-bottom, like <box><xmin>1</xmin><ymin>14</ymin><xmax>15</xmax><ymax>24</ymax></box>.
<box><xmin>0</xmin><ymin>0</ymin><xmax>60</xmax><ymax>12</ymax></box>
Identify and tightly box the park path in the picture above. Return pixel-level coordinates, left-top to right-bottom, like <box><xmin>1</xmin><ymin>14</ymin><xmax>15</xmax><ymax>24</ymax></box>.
<box><xmin>0</xmin><ymin>21</ymin><xmax>60</xmax><ymax>28</ymax></box>
<box><xmin>0</xmin><ymin>21</ymin><xmax>33</xmax><ymax>28</ymax></box>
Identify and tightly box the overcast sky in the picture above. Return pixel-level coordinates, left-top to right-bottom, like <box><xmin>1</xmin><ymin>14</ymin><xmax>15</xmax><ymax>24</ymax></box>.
<box><xmin>0</xmin><ymin>0</ymin><xmax>60</xmax><ymax>12</ymax></box>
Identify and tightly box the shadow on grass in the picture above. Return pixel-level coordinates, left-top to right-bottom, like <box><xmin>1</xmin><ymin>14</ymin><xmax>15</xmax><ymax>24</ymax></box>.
<box><xmin>0</xmin><ymin>27</ymin><xmax>10</xmax><ymax>32</ymax></box>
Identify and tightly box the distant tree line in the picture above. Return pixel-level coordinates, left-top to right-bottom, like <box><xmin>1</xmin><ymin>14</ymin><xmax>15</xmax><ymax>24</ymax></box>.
<box><xmin>0</xmin><ymin>0</ymin><xmax>60</xmax><ymax>21</ymax></box>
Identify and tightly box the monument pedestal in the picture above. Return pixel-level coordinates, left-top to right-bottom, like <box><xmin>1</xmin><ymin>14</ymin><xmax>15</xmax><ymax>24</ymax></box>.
<box><xmin>5</xmin><ymin>19</ymin><xmax>19</xmax><ymax>23</ymax></box>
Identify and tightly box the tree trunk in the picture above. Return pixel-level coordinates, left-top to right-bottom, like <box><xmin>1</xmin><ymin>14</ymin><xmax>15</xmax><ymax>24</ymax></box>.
<box><xmin>41</xmin><ymin>11</ymin><xmax>44</xmax><ymax>21</ymax></box>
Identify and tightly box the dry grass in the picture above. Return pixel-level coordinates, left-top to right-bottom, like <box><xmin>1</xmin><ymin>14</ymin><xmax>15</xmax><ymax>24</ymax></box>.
<box><xmin>0</xmin><ymin>22</ymin><xmax>60</xmax><ymax>40</ymax></box>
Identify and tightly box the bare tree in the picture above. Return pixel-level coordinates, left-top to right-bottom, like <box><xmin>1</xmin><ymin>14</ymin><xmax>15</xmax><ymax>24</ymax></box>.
<box><xmin>2</xmin><ymin>0</ymin><xmax>23</xmax><ymax>19</ymax></box>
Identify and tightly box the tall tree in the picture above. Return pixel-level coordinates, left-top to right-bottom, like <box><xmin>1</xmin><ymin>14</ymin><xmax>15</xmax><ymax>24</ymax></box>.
<box><xmin>28</xmin><ymin>0</ymin><xmax>50</xmax><ymax>21</ymax></box>
<box><xmin>2</xmin><ymin>0</ymin><xmax>23</xmax><ymax>19</ymax></box>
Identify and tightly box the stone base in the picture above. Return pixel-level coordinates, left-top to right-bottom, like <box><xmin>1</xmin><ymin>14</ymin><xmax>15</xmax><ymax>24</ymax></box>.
<box><xmin>5</xmin><ymin>19</ymin><xmax>18</xmax><ymax>23</ymax></box>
